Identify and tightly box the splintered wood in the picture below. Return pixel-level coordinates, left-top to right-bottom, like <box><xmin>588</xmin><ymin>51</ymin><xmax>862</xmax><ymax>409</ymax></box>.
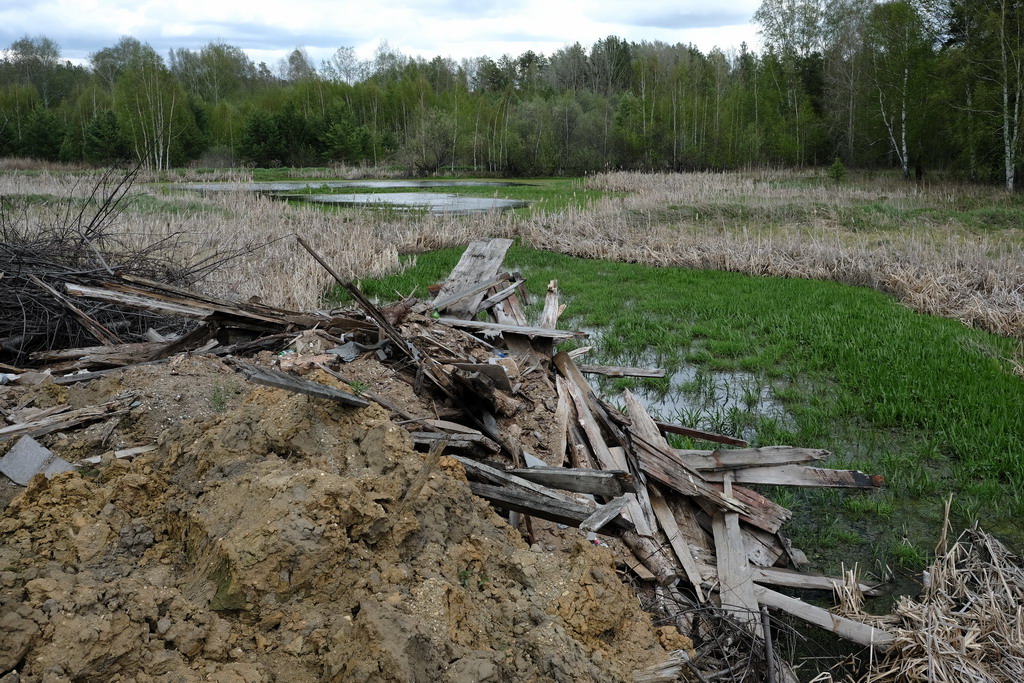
<box><xmin>9</xmin><ymin>236</ymin><xmax>895</xmax><ymax>654</ymax></box>
<box><xmin>419</xmin><ymin>239</ymin><xmax>895</xmax><ymax>651</ymax></box>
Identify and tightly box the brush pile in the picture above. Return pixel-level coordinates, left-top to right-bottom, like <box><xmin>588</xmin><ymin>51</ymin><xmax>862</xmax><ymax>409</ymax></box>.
<box><xmin>0</xmin><ymin>166</ymin><xmax>254</xmax><ymax>366</ymax></box>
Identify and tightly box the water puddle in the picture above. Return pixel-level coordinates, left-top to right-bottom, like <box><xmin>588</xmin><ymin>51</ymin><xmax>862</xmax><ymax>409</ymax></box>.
<box><xmin>171</xmin><ymin>179</ymin><xmax>534</xmax><ymax>192</ymax></box>
<box><xmin>286</xmin><ymin>192</ymin><xmax>529</xmax><ymax>214</ymax></box>
<box><xmin>170</xmin><ymin>180</ymin><xmax>532</xmax><ymax>214</ymax></box>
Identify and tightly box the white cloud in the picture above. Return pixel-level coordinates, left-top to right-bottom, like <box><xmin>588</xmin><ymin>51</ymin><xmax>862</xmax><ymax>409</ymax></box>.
<box><xmin>0</xmin><ymin>0</ymin><xmax>762</xmax><ymax>66</ymax></box>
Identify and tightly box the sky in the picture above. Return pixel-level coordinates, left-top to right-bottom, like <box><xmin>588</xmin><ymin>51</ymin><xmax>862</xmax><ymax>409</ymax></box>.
<box><xmin>0</xmin><ymin>0</ymin><xmax>763</xmax><ymax>71</ymax></box>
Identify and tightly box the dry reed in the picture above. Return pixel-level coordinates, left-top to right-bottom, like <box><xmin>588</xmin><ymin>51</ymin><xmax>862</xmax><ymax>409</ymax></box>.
<box><xmin>2</xmin><ymin>169</ymin><xmax>1022</xmax><ymax>341</ymax></box>
<box><xmin>860</xmin><ymin>525</ymin><xmax>1024</xmax><ymax>682</ymax></box>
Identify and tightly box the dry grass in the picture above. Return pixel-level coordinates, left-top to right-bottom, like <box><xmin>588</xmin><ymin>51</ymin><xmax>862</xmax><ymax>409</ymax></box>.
<box><xmin>2</xmin><ymin>168</ymin><xmax>1022</xmax><ymax>340</ymax></box>
<box><xmin>861</xmin><ymin>526</ymin><xmax>1024</xmax><ymax>682</ymax></box>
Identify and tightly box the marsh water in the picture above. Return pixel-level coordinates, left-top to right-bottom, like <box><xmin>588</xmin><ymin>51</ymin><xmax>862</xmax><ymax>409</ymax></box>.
<box><xmin>172</xmin><ymin>179</ymin><xmax>532</xmax><ymax>214</ymax></box>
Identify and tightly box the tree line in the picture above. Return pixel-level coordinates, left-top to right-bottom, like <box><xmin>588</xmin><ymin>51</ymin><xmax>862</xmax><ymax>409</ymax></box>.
<box><xmin>0</xmin><ymin>0</ymin><xmax>1022</xmax><ymax>188</ymax></box>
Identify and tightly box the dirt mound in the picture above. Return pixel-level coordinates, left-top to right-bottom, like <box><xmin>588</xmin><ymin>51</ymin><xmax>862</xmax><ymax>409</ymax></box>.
<box><xmin>0</xmin><ymin>360</ymin><xmax>672</xmax><ymax>682</ymax></box>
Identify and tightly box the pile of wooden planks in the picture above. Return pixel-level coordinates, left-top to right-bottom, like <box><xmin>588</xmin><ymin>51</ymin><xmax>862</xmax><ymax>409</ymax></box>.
<box><xmin>397</xmin><ymin>238</ymin><xmax>895</xmax><ymax>650</ymax></box>
<box><xmin>4</xmin><ymin>236</ymin><xmax>896</xmax><ymax>656</ymax></box>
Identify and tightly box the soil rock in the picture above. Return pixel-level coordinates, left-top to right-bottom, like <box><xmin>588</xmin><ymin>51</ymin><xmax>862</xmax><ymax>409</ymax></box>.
<box><xmin>0</xmin><ymin>360</ymin><xmax>671</xmax><ymax>681</ymax></box>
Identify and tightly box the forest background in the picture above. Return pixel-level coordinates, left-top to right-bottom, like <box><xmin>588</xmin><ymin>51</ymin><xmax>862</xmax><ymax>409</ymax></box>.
<box><xmin>1</xmin><ymin>0</ymin><xmax>1023</xmax><ymax>189</ymax></box>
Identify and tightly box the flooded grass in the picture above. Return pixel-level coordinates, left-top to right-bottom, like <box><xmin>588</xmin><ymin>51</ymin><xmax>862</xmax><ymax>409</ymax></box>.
<box><xmin>353</xmin><ymin>244</ymin><xmax>1024</xmax><ymax>587</ymax></box>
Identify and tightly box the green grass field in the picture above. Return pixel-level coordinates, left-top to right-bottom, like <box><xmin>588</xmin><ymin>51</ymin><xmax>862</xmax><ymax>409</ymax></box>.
<box><xmin>345</xmin><ymin>244</ymin><xmax>1024</xmax><ymax>578</ymax></box>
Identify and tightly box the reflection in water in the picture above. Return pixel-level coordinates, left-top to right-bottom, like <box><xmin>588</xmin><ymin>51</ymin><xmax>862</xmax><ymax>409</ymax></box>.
<box><xmin>288</xmin><ymin>192</ymin><xmax>529</xmax><ymax>214</ymax></box>
<box><xmin>170</xmin><ymin>180</ymin><xmax>533</xmax><ymax>214</ymax></box>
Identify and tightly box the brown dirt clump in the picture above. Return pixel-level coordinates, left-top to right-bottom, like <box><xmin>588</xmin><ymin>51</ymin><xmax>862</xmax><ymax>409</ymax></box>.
<box><xmin>0</xmin><ymin>360</ymin><xmax>671</xmax><ymax>682</ymax></box>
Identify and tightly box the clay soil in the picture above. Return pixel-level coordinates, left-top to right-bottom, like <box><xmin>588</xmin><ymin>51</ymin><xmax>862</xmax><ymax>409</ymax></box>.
<box><xmin>0</xmin><ymin>350</ymin><xmax>685</xmax><ymax>682</ymax></box>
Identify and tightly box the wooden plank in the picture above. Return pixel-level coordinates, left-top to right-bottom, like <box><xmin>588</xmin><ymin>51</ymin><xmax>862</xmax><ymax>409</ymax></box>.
<box><xmin>701</xmin><ymin>464</ymin><xmax>884</xmax><ymax>489</ymax></box>
<box><xmin>468</xmin><ymin>481</ymin><xmax>625</xmax><ymax>530</ymax></box>
<box><xmin>706</xmin><ymin>481</ymin><xmax>792</xmax><ymax>534</ymax></box>
<box><xmin>434</xmin><ymin>238</ymin><xmax>514</xmax><ymax>319</ymax></box>
<box><xmin>751</xmin><ymin>567</ymin><xmax>882</xmax><ymax>597</ymax></box>
<box><xmin>664</xmin><ymin>491</ymin><xmax>715</xmax><ymax>571</ymax></box>
<box><xmin>435</xmin><ymin>318</ymin><xmax>587</xmax><ymax>340</ymax></box>
<box><xmin>649</xmin><ymin>485</ymin><xmax>708</xmax><ymax>603</ymax></box>
<box><xmin>475</xmin><ymin>281</ymin><xmax>522</xmax><ymax>315</ymax></box>
<box><xmin>430</xmin><ymin>276</ymin><xmax>506</xmax><ymax>313</ymax></box>
<box><xmin>410</xmin><ymin>431</ymin><xmax>499</xmax><ymax>456</ymax></box>
<box><xmin>507</xmin><ymin>466</ymin><xmax>635</xmax><ymax>497</ymax></box>
<box><xmin>656</xmin><ymin>420</ymin><xmax>749</xmax><ymax>447</ymax></box>
<box><xmin>65</xmin><ymin>282</ymin><xmax>213</xmax><ymax>319</ymax></box>
<box><xmin>539</xmin><ymin>280</ymin><xmax>561</xmax><ymax>329</ymax></box>
<box><xmin>551</xmin><ymin>376</ymin><xmax>570</xmax><ymax>466</ymax></box>
<box><xmin>694</xmin><ymin>506</ymin><xmax>786</xmax><ymax>567</ymax></box>
<box><xmin>712</xmin><ymin>511</ymin><xmax>760</xmax><ymax>631</ymax></box>
<box><xmin>676</xmin><ymin>446</ymin><xmax>830</xmax><ymax>471</ymax></box>
<box><xmin>233</xmin><ymin>361</ymin><xmax>370</xmax><ymax>407</ymax></box>
<box><xmin>630</xmin><ymin>429</ymin><xmax>751</xmax><ymax>517</ymax></box>
<box><xmin>0</xmin><ymin>399</ymin><xmax>131</xmax><ymax>443</ymax></box>
<box><xmin>411</xmin><ymin>419</ymin><xmax>481</xmax><ymax>435</ymax></box>
<box><xmin>451</xmin><ymin>363</ymin><xmax>513</xmax><ymax>392</ymax></box>
<box><xmin>31</xmin><ymin>341</ymin><xmax>165</xmax><ymax>363</ymax></box>
<box><xmin>579</xmin><ymin>365</ymin><xmax>667</xmax><ymax>378</ymax></box>
<box><xmin>754</xmin><ymin>587</ymin><xmax>894</xmax><ymax>648</ymax></box>
<box><xmin>580</xmin><ymin>494</ymin><xmax>635</xmax><ymax>533</ymax></box>
<box><xmin>567</xmin><ymin>346</ymin><xmax>592</xmax><ymax>359</ymax></box>
<box><xmin>620</xmin><ymin>553</ymin><xmax>656</xmax><ymax>581</ymax></box>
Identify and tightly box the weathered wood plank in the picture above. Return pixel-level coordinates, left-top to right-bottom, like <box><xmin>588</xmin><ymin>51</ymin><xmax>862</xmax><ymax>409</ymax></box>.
<box><xmin>451</xmin><ymin>362</ymin><xmax>513</xmax><ymax>392</ymax></box>
<box><xmin>435</xmin><ymin>238</ymin><xmax>514</xmax><ymax>319</ymax></box>
<box><xmin>701</xmin><ymin>464</ymin><xmax>884</xmax><ymax>489</ymax></box>
<box><xmin>751</xmin><ymin>567</ymin><xmax>882</xmax><ymax>597</ymax></box>
<box><xmin>435</xmin><ymin>318</ymin><xmax>587</xmax><ymax>340</ymax></box>
<box><xmin>430</xmin><ymin>276</ymin><xmax>507</xmax><ymax>314</ymax></box>
<box><xmin>474</xmin><ymin>281</ymin><xmax>523</xmax><ymax>315</ymax></box>
<box><xmin>649</xmin><ymin>485</ymin><xmax>708</xmax><ymax>602</ymax></box>
<box><xmin>233</xmin><ymin>361</ymin><xmax>370</xmax><ymax>407</ymax></box>
<box><xmin>754</xmin><ymin>586</ymin><xmax>894</xmax><ymax>648</ymax></box>
<box><xmin>539</xmin><ymin>280</ymin><xmax>561</xmax><ymax>329</ymax></box>
<box><xmin>580</xmin><ymin>494</ymin><xmax>635</xmax><ymax>533</ymax></box>
<box><xmin>551</xmin><ymin>376</ymin><xmax>570</xmax><ymax>466</ymax></box>
<box><xmin>64</xmin><ymin>282</ymin><xmax>215</xmax><ymax>319</ymax></box>
<box><xmin>0</xmin><ymin>399</ymin><xmax>132</xmax><ymax>443</ymax></box>
<box><xmin>469</xmin><ymin>482</ymin><xmax>632</xmax><ymax>532</ymax></box>
<box><xmin>631</xmin><ymin>435</ymin><xmax>751</xmax><ymax>516</ymax></box>
<box><xmin>712</xmin><ymin>511</ymin><xmax>760</xmax><ymax>631</ymax></box>
<box><xmin>411</xmin><ymin>431</ymin><xmax>500</xmax><ymax>456</ymax></box>
<box><xmin>507</xmin><ymin>466</ymin><xmax>635</xmax><ymax>497</ymax></box>
<box><xmin>656</xmin><ymin>420</ymin><xmax>749</xmax><ymax>447</ymax></box>
<box><xmin>675</xmin><ymin>446</ymin><xmax>830</xmax><ymax>471</ymax></box>
<box><xmin>579</xmin><ymin>365</ymin><xmax>667</xmax><ymax>378</ymax></box>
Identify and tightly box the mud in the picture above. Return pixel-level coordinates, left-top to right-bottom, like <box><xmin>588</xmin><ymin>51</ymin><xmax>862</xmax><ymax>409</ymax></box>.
<box><xmin>0</xmin><ymin>357</ymin><xmax>679</xmax><ymax>682</ymax></box>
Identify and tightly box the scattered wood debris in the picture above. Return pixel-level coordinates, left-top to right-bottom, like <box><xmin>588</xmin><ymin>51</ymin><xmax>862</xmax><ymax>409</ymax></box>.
<box><xmin>16</xmin><ymin>235</ymin><xmax>1008</xmax><ymax>680</ymax></box>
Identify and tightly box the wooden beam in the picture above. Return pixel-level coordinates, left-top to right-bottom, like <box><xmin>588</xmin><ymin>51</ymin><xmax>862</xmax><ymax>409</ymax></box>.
<box><xmin>676</xmin><ymin>446</ymin><xmax>830</xmax><ymax>471</ymax></box>
<box><xmin>701</xmin><ymin>464</ymin><xmax>884</xmax><ymax>489</ymax></box>
<box><xmin>754</xmin><ymin>586</ymin><xmax>894</xmax><ymax>648</ymax></box>
<box><xmin>751</xmin><ymin>567</ymin><xmax>882</xmax><ymax>598</ymax></box>
<box><xmin>579</xmin><ymin>365</ymin><xmax>667</xmax><ymax>378</ymax></box>
<box><xmin>436</xmin><ymin>318</ymin><xmax>587</xmax><ymax>340</ymax></box>
<box><xmin>508</xmin><ymin>466</ymin><xmax>636</xmax><ymax>497</ymax></box>
<box><xmin>411</xmin><ymin>431</ymin><xmax>500</xmax><ymax>456</ymax></box>
<box><xmin>474</xmin><ymin>281</ymin><xmax>523</xmax><ymax>315</ymax></box>
<box><xmin>233</xmin><ymin>361</ymin><xmax>370</xmax><ymax>407</ymax></box>
<box><xmin>649</xmin><ymin>485</ymin><xmax>708</xmax><ymax>603</ymax></box>
<box><xmin>712</xmin><ymin>510</ymin><xmax>760</xmax><ymax>632</ymax></box>
<box><xmin>430</xmin><ymin>276</ymin><xmax>507</xmax><ymax>313</ymax></box>
<box><xmin>539</xmin><ymin>279</ymin><xmax>561</xmax><ymax>329</ymax></box>
<box><xmin>580</xmin><ymin>494</ymin><xmax>635</xmax><ymax>533</ymax></box>
<box><xmin>656</xmin><ymin>420</ymin><xmax>749</xmax><ymax>447</ymax></box>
